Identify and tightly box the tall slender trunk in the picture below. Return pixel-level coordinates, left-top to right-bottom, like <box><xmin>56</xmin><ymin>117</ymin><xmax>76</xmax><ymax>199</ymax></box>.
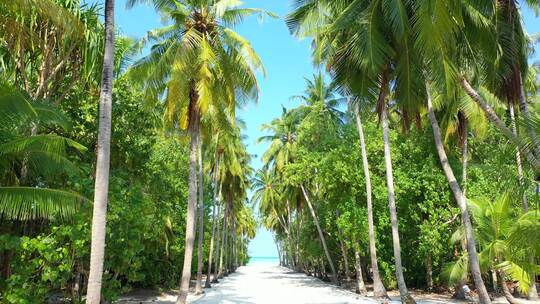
<box><xmin>295</xmin><ymin>210</ymin><xmax>302</xmax><ymax>270</ymax></box>
<box><xmin>426</xmin><ymin>88</ymin><xmax>491</xmax><ymax>304</ymax></box>
<box><xmin>426</xmin><ymin>254</ymin><xmax>433</xmax><ymax>291</ymax></box>
<box><xmin>205</xmin><ymin>197</ymin><xmax>217</xmax><ymax>288</ymax></box>
<box><xmin>354</xmin><ymin>102</ymin><xmax>388</xmax><ymax>298</ymax></box>
<box><xmin>354</xmin><ymin>246</ymin><xmax>367</xmax><ymax>295</ymax></box>
<box><xmin>460</xmin><ymin>116</ymin><xmax>468</xmax><ymax>197</ymax></box>
<box><xmin>225</xmin><ymin>228</ymin><xmax>230</xmax><ymax>274</ymax></box>
<box><xmin>509</xmin><ymin>104</ymin><xmax>529</xmax><ymax>211</ymax></box>
<box><xmin>176</xmin><ymin>102</ymin><xmax>200</xmax><ymax>304</ymax></box>
<box><xmin>232</xmin><ymin>221</ymin><xmax>238</xmax><ymax>270</ymax></box>
<box><xmin>86</xmin><ymin>1</ymin><xmax>114</xmax><ymax>302</ymax></box>
<box><xmin>286</xmin><ymin>200</ymin><xmax>295</xmax><ymax>269</ymax></box>
<box><xmin>460</xmin><ymin>78</ymin><xmax>540</xmax><ymax>170</ymax></box>
<box><xmin>300</xmin><ymin>184</ymin><xmax>337</xmax><ymax>284</ymax></box>
<box><xmin>381</xmin><ymin>108</ymin><xmax>416</xmax><ymax>304</ymax></box>
<box><xmin>218</xmin><ymin>207</ymin><xmax>227</xmax><ymax>278</ymax></box>
<box><xmin>205</xmin><ymin>158</ymin><xmax>221</xmax><ymax>288</ymax></box>
<box><xmin>194</xmin><ymin>140</ymin><xmax>205</xmax><ymax>295</ymax></box>
<box><xmin>211</xmin><ymin>204</ymin><xmax>222</xmax><ymax>283</ymax></box>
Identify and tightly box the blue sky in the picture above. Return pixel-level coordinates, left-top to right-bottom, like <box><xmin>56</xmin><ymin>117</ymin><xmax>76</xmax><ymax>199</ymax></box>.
<box><xmin>110</xmin><ymin>0</ymin><xmax>540</xmax><ymax>258</ymax></box>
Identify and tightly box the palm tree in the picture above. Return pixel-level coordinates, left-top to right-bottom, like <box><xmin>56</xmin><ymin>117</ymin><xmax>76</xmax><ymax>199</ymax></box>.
<box><xmin>127</xmin><ymin>1</ymin><xmax>269</xmax><ymax>302</ymax></box>
<box><xmin>288</xmin><ymin>1</ymin><xmax>420</xmax><ymax>300</ymax></box>
<box><xmin>425</xmin><ymin>86</ymin><xmax>492</xmax><ymax>304</ymax></box>
<box><xmin>445</xmin><ymin>193</ymin><xmax>539</xmax><ymax>303</ymax></box>
<box><xmin>300</xmin><ymin>184</ymin><xmax>337</xmax><ymax>284</ymax></box>
<box><xmin>351</xmin><ymin>98</ymin><xmax>388</xmax><ymax>298</ymax></box>
<box><xmin>85</xmin><ymin>0</ymin><xmax>115</xmax><ymax>302</ymax></box>
<box><xmin>291</xmin><ymin>73</ymin><xmax>345</xmax><ymax>123</ymax></box>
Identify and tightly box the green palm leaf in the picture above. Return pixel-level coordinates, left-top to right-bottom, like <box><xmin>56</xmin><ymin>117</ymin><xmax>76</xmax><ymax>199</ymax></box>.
<box><xmin>0</xmin><ymin>187</ymin><xmax>89</xmax><ymax>220</ymax></box>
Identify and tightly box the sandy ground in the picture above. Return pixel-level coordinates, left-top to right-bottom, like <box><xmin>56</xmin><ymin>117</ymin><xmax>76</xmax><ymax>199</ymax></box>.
<box><xmin>115</xmin><ymin>264</ymin><xmax>540</xmax><ymax>304</ymax></box>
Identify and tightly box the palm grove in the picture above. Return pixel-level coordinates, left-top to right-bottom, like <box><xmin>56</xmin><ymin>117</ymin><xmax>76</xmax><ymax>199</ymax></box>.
<box><xmin>0</xmin><ymin>0</ymin><xmax>540</xmax><ymax>304</ymax></box>
<box><xmin>255</xmin><ymin>1</ymin><xmax>540</xmax><ymax>304</ymax></box>
<box><xmin>1</xmin><ymin>0</ymin><xmax>261</xmax><ymax>303</ymax></box>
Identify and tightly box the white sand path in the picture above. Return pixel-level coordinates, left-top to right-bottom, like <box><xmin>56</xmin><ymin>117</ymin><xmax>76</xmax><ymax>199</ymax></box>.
<box><xmin>116</xmin><ymin>264</ymin><xmax>537</xmax><ymax>304</ymax></box>
<box><xmin>188</xmin><ymin>264</ymin><xmax>384</xmax><ymax>304</ymax></box>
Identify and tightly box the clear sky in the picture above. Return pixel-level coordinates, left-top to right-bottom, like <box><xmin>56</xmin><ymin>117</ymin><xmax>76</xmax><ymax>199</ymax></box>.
<box><xmin>109</xmin><ymin>0</ymin><xmax>539</xmax><ymax>258</ymax></box>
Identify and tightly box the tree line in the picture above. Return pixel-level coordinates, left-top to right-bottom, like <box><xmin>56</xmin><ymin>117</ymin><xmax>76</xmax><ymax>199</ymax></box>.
<box><xmin>1</xmin><ymin>0</ymin><xmax>263</xmax><ymax>303</ymax></box>
<box><xmin>254</xmin><ymin>1</ymin><xmax>540</xmax><ymax>304</ymax></box>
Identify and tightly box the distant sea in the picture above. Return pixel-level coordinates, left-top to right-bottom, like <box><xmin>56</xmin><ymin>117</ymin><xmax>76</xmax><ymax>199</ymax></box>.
<box><xmin>248</xmin><ymin>256</ymin><xmax>280</xmax><ymax>266</ymax></box>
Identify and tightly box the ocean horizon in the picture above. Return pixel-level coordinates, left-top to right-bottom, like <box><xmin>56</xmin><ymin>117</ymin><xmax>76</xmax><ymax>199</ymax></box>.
<box><xmin>248</xmin><ymin>256</ymin><xmax>280</xmax><ymax>266</ymax></box>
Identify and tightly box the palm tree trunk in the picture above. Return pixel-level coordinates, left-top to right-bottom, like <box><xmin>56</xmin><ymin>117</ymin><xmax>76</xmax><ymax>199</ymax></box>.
<box><xmin>460</xmin><ymin>78</ymin><xmax>540</xmax><ymax>170</ymax></box>
<box><xmin>194</xmin><ymin>140</ymin><xmax>205</xmax><ymax>295</ymax></box>
<box><xmin>205</xmin><ymin>197</ymin><xmax>217</xmax><ymax>288</ymax></box>
<box><xmin>426</xmin><ymin>89</ymin><xmax>492</xmax><ymax>304</ymax></box>
<box><xmin>274</xmin><ymin>235</ymin><xmax>282</xmax><ymax>266</ymax></box>
<box><xmin>426</xmin><ymin>254</ymin><xmax>434</xmax><ymax>291</ymax></box>
<box><xmin>354</xmin><ymin>246</ymin><xmax>367</xmax><ymax>295</ymax></box>
<box><xmin>286</xmin><ymin>200</ymin><xmax>296</xmax><ymax>269</ymax></box>
<box><xmin>300</xmin><ymin>184</ymin><xmax>337</xmax><ymax>284</ymax></box>
<box><xmin>86</xmin><ymin>1</ymin><xmax>114</xmax><ymax>302</ymax></box>
<box><xmin>212</xmin><ymin>204</ymin><xmax>222</xmax><ymax>283</ymax></box>
<box><xmin>460</xmin><ymin>116</ymin><xmax>468</xmax><ymax>197</ymax></box>
<box><xmin>232</xmin><ymin>221</ymin><xmax>238</xmax><ymax>270</ymax></box>
<box><xmin>509</xmin><ymin>104</ymin><xmax>530</xmax><ymax>211</ymax></box>
<box><xmin>353</xmin><ymin>102</ymin><xmax>388</xmax><ymax>298</ymax></box>
<box><xmin>296</xmin><ymin>210</ymin><xmax>302</xmax><ymax>270</ymax></box>
<box><xmin>381</xmin><ymin>108</ymin><xmax>416</xmax><ymax>304</ymax></box>
<box><xmin>218</xmin><ymin>208</ymin><xmax>227</xmax><ymax>278</ymax></box>
<box><xmin>499</xmin><ymin>270</ymin><xmax>528</xmax><ymax>304</ymax></box>
<box><xmin>205</xmin><ymin>159</ymin><xmax>221</xmax><ymax>288</ymax></box>
<box><xmin>176</xmin><ymin>103</ymin><xmax>200</xmax><ymax>304</ymax></box>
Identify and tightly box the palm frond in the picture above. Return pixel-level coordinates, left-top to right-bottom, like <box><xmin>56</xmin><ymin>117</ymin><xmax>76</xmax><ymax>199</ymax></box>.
<box><xmin>0</xmin><ymin>187</ymin><xmax>89</xmax><ymax>220</ymax></box>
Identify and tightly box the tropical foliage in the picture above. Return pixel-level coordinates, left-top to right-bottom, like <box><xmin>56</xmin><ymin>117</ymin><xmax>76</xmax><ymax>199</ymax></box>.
<box><xmin>0</xmin><ymin>0</ymin><xmax>539</xmax><ymax>303</ymax></box>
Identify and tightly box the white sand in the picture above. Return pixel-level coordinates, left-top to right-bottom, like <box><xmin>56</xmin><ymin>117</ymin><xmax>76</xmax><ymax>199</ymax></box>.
<box><xmin>189</xmin><ymin>264</ymin><xmax>385</xmax><ymax>304</ymax></box>
<box><xmin>115</xmin><ymin>264</ymin><xmax>540</xmax><ymax>304</ymax></box>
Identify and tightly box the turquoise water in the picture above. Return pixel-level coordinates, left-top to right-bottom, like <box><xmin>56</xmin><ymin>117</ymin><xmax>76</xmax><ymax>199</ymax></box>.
<box><xmin>248</xmin><ymin>256</ymin><xmax>280</xmax><ymax>266</ymax></box>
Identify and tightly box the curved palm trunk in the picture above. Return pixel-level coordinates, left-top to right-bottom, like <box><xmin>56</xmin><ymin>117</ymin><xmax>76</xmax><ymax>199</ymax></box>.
<box><xmin>499</xmin><ymin>270</ymin><xmax>528</xmax><ymax>304</ymax></box>
<box><xmin>381</xmin><ymin>108</ymin><xmax>416</xmax><ymax>304</ymax></box>
<box><xmin>86</xmin><ymin>1</ymin><xmax>114</xmax><ymax>302</ymax></box>
<box><xmin>176</xmin><ymin>105</ymin><xmax>200</xmax><ymax>304</ymax></box>
<box><xmin>460</xmin><ymin>78</ymin><xmax>540</xmax><ymax>170</ymax></box>
<box><xmin>300</xmin><ymin>184</ymin><xmax>337</xmax><ymax>284</ymax></box>
<box><xmin>426</xmin><ymin>89</ymin><xmax>491</xmax><ymax>304</ymax></box>
<box><xmin>195</xmin><ymin>141</ymin><xmax>205</xmax><ymax>295</ymax></box>
<box><xmin>354</xmin><ymin>102</ymin><xmax>388</xmax><ymax>298</ymax></box>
